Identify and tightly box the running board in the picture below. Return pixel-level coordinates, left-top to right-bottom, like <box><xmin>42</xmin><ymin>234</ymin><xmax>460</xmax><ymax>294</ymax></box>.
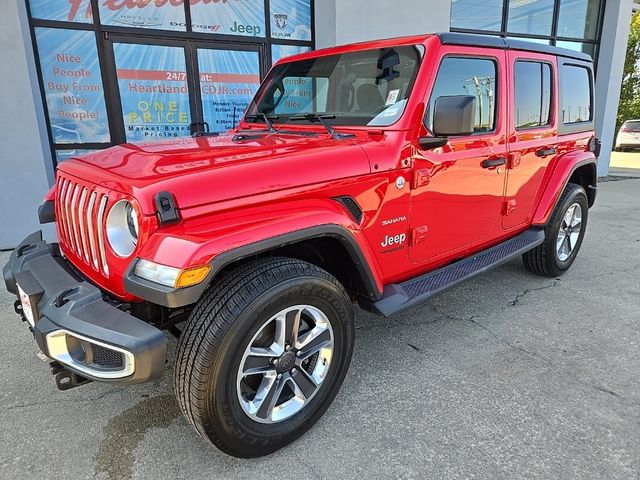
<box><xmin>373</xmin><ymin>229</ymin><xmax>545</xmax><ymax>317</ymax></box>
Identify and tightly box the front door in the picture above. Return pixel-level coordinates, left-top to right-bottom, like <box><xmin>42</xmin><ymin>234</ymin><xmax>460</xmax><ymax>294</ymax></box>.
<box><xmin>106</xmin><ymin>35</ymin><xmax>262</xmax><ymax>143</ymax></box>
<box><xmin>409</xmin><ymin>49</ymin><xmax>508</xmax><ymax>264</ymax></box>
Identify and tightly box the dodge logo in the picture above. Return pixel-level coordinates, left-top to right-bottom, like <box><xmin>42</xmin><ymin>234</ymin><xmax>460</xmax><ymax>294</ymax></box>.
<box><xmin>274</xmin><ymin>14</ymin><xmax>288</xmax><ymax>30</ymax></box>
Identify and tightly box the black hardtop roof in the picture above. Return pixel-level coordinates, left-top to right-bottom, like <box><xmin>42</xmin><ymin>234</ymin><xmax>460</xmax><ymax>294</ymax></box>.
<box><xmin>438</xmin><ymin>32</ymin><xmax>593</xmax><ymax>63</ymax></box>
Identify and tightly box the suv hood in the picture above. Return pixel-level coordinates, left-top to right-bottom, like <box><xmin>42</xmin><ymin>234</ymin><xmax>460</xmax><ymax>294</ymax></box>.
<box><xmin>60</xmin><ymin>131</ymin><xmax>373</xmax><ymax>214</ymax></box>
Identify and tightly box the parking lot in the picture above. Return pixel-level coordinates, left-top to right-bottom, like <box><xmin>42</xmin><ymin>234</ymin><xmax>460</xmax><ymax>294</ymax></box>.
<box><xmin>1</xmin><ymin>176</ymin><xmax>639</xmax><ymax>480</ymax></box>
<box><xmin>610</xmin><ymin>150</ymin><xmax>640</xmax><ymax>177</ymax></box>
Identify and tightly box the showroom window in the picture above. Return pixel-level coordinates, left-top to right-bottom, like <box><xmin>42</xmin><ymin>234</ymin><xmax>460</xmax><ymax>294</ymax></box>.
<box><xmin>25</xmin><ymin>0</ymin><xmax>315</xmax><ymax>166</ymax></box>
<box><xmin>514</xmin><ymin>61</ymin><xmax>552</xmax><ymax>129</ymax></box>
<box><xmin>450</xmin><ymin>0</ymin><xmax>603</xmax><ymax>62</ymax></box>
<box><xmin>426</xmin><ymin>57</ymin><xmax>498</xmax><ymax>134</ymax></box>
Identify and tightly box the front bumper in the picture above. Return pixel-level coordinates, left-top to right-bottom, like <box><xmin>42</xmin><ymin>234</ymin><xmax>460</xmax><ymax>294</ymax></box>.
<box><xmin>3</xmin><ymin>231</ymin><xmax>166</xmax><ymax>384</ymax></box>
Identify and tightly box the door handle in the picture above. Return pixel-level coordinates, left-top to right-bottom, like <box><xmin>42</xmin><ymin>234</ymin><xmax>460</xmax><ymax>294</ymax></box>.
<box><xmin>481</xmin><ymin>157</ymin><xmax>507</xmax><ymax>169</ymax></box>
<box><xmin>536</xmin><ymin>147</ymin><xmax>557</xmax><ymax>158</ymax></box>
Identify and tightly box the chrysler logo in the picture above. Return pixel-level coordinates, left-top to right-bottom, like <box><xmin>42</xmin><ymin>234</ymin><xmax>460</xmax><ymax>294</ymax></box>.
<box><xmin>274</xmin><ymin>14</ymin><xmax>288</xmax><ymax>30</ymax></box>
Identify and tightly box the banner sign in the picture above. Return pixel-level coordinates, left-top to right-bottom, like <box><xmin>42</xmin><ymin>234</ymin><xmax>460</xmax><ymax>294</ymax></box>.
<box><xmin>270</xmin><ymin>0</ymin><xmax>312</xmax><ymax>41</ymax></box>
<box><xmin>99</xmin><ymin>0</ymin><xmax>186</xmax><ymax>31</ymax></box>
<box><xmin>29</xmin><ymin>0</ymin><xmax>92</xmax><ymax>23</ymax></box>
<box><xmin>29</xmin><ymin>0</ymin><xmax>311</xmax><ymax>39</ymax></box>
<box><xmin>114</xmin><ymin>43</ymin><xmax>191</xmax><ymax>141</ymax></box>
<box><xmin>191</xmin><ymin>0</ymin><xmax>265</xmax><ymax>36</ymax></box>
<box><xmin>35</xmin><ymin>28</ymin><xmax>110</xmax><ymax>144</ymax></box>
<box><xmin>198</xmin><ymin>49</ymin><xmax>261</xmax><ymax>131</ymax></box>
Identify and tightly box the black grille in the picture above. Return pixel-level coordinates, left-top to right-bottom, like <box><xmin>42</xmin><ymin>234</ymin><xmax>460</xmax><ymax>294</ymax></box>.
<box><xmin>334</xmin><ymin>196</ymin><xmax>363</xmax><ymax>223</ymax></box>
<box><xmin>89</xmin><ymin>344</ymin><xmax>125</xmax><ymax>369</ymax></box>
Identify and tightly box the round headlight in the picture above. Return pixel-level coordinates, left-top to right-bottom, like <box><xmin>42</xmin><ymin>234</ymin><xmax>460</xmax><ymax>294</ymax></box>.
<box><xmin>106</xmin><ymin>200</ymin><xmax>138</xmax><ymax>258</ymax></box>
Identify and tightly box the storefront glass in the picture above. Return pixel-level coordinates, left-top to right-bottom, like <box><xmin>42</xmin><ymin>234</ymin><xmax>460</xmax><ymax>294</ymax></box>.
<box><xmin>35</xmin><ymin>27</ymin><xmax>110</xmax><ymax>144</ymax></box>
<box><xmin>191</xmin><ymin>0</ymin><xmax>266</xmax><ymax>36</ymax></box>
<box><xmin>270</xmin><ymin>0</ymin><xmax>312</xmax><ymax>41</ymax></box>
<box><xmin>29</xmin><ymin>0</ymin><xmax>92</xmax><ymax>23</ymax></box>
<box><xmin>198</xmin><ymin>49</ymin><xmax>261</xmax><ymax>131</ymax></box>
<box><xmin>25</xmin><ymin>0</ymin><xmax>314</xmax><ymax>165</ymax></box>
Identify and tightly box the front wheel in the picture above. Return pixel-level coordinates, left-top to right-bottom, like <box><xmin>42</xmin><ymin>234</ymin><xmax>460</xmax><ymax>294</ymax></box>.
<box><xmin>174</xmin><ymin>257</ymin><xmax>355</xmax><ymax>458</ymax></box>
<box><xmin>522</xmin><ymin>183</ymin><xmax>589</xmax><ymax>277</ymax></box>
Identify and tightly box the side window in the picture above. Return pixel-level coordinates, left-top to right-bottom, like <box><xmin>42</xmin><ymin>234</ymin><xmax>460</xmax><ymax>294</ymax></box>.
<box><xmin>514</xmin><ymin>61</ymin><xmax>552</xmax><ymax>130</ymax></box>
<box><xmin>560</xmin><ymin>65</ymin><xmax>592</xmax><ymax>124</ymax></box>
<box><xmin>427</xmin><ymin>57</ymin><xmax>497</xmax><ymax>134</ymax></box>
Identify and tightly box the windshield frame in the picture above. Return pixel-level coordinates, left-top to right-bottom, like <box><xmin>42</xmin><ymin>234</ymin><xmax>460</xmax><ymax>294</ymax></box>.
<box><xmin>243</xmin><ymin>44</ymin><xmax>425</xmax><ymax>130</ymax></box>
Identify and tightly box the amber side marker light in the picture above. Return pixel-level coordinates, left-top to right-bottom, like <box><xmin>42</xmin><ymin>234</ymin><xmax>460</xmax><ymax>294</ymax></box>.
<box><xmin>175</xmin><ymin>266</ymin><xmax>211</xmax><ymax>289</ymax></box>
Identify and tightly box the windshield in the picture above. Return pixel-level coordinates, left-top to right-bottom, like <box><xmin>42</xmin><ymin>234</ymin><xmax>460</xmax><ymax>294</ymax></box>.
<box><xmin>246</xmin><ymin>45</ymin><xmax>424</xmax><ymax>127</ymax></box>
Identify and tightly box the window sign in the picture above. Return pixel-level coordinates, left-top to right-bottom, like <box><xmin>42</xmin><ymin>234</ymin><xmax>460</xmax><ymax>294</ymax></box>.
<box><xmin>191</xmin><ymin>0</ymin><xmax>265</xmax><ymax>36</ymax></box>
<box><xmin>29</xmin><ymin>0</ymin><xmax>92</xmax><ymax>23</ymax></box>
<box><xmin>198</xmin><ymin>49</ymin><xmax>260</xmax><ymax>132</ymax></box>
<box><xmin>114</xmin><ymin>43</ymin><xmax>191</xmax><ymax>141</ymax></box>
<box><xmin>99</xmin><ymin>1</ymin><xmax>186</xmax><ymax>31</ymax></box>
<box><xmin>271</xmin><ymin>44</ymin><xmax>311</xmax><ymax>64</ymax></box>
<box><xmin>270</xmin><ymin>0</ymin><xmax>312</xmax><ymax>41</ymax></box>
<box><xmin>35</xmin><ymin>28</ymin><xmax>110</xmax><ymax>144</ymax></box>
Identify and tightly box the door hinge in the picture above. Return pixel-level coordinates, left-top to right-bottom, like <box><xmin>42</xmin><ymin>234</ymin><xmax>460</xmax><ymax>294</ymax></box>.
<box><xmin>502</xmin><ymin>199</ymin><xmax>517</xmax><ymax>216</ymax></box>
<box><xmin>411</xmin><ymin>169</ymin><xmax>431</xmax><ymax>189</ymax></box>
<box><xmin>410</xmin><ymin>226</ymin><xmax>429</xmax><ymax>246</ymax></box>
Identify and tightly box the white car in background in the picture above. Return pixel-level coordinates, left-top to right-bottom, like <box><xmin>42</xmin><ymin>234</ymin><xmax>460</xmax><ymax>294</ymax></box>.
<box><xmin>615</xmin><ymin>120</ymin><xmax>640</xmax><ymax>151</ymax></box>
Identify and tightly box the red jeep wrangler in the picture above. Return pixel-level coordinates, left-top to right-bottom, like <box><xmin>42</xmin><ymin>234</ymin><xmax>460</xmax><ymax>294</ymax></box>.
<box><xmin>4</xmin><ymin>33</ymin><xmax>598</xmax><ymax>457</ymax></box>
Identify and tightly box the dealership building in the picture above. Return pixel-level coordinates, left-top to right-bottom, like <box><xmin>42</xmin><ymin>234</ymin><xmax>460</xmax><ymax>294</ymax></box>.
<box><xmin>0</xmin><ymin>0</ymin><xmax>638</xmax><ymax>248</ymax></box>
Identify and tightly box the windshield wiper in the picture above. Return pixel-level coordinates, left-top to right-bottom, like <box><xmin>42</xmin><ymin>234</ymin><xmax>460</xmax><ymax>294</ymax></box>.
<box><xmin>244</xmin><ymin>113</ymin><xmax>279</xmax><ymax>133</ymax></box>
<box><xmin>289</xmin><ymin>113</ymin><xmax>354</xmax><ymax>140</ymax></box>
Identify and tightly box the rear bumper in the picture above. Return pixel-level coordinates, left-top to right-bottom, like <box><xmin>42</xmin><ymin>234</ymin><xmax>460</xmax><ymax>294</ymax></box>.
<box><xmin>3</xmin><ymin>231</ymin><xmax>166</xmax><ymax>384</ymax></box>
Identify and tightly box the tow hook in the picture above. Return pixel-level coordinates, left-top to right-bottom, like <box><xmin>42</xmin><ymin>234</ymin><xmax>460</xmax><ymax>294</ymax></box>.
<box><xmin>50</xmin><ymin>361</ymin><xmax>92</xmax><ymax>391</ymax></box>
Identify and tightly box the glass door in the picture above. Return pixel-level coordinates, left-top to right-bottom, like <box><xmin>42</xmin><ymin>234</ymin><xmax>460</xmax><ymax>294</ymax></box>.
<box><xmin>108</xmin><ymin>37</ymin><xmax>194</xmax><ymax>143</ymax></box>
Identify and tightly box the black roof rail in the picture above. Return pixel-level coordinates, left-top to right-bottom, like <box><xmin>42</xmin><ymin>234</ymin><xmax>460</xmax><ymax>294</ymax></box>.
<box><xmin>437</xmin><ymin>32</ymin><xmax>593</xmax><ymax>63</ymax></box>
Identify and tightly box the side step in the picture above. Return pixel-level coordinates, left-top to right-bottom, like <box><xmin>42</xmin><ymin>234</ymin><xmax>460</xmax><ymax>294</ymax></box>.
<box><xmin>373</xmin><ymin>229</ymin><xmax>545</xmax><ymax>317</ymax></box>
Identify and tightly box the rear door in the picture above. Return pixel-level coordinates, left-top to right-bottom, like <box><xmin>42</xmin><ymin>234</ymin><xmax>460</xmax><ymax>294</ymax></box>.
<box><xmin>503</xmin><ymin>51</ymin><xmax>557</xmax><ymax>229</ymax></box>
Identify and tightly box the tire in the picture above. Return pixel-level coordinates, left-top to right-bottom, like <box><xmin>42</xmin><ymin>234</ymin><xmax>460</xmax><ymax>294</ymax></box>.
<box><xmin>522</xmin><ymin>183</ymin><xmax>589</xmax><ymax>277</ymax></box>
<box><xmin>174</xmin><ymin>257</ymin><xmax>355</xmax><ymax>458</ymax></box>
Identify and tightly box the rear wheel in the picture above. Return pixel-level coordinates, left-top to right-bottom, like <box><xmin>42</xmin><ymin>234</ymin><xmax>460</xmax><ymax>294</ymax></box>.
<box><xmin>174</xmin><ymin>257</ymin><xmax>355</xmax><ymax>458</ymax></box>
<box><xmin>523</xmin><ymin>183</ymin><xmax>589</xmax><ymax>277</ymax></box>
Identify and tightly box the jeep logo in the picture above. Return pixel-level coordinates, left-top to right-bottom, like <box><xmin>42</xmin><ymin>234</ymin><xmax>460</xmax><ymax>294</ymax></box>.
<box><xmin>381</xmin><ymin>233</ymin><xmax>406</xmax><ymax>248</ymax></box>
<box><xmin>229</xmin><ymin>21</ymin><xmax>261</xmax><ymax>35</ymax></box>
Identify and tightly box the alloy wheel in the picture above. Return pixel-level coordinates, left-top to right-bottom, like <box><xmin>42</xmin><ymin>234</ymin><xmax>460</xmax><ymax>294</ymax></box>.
<box><xmin>556</xmin><ymin>202</ymin><xmax>583</xmax><ymax>262</ymax></box>
<box><xmin>236</xmin><ymin>305</ymin><xmax>334</xmax><ymax>424</ymax></box>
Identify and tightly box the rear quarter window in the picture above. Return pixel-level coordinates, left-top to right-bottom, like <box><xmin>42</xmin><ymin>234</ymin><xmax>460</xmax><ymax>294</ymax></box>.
<box><xmin>560</xmin><ymin>64</ymin><xmax>592</xmax><ymax>124</ymax></box>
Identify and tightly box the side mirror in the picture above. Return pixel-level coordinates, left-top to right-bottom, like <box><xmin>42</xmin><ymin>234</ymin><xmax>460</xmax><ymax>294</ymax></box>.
<box><xmin>418</xmin><ymin>95</ymin><xmax>477</xmax><ymax>150</ymax></box>
<box><xmin>432</xmin><ymin>95</ymin><xmax>476</xmax><ymax>137</ymax></box>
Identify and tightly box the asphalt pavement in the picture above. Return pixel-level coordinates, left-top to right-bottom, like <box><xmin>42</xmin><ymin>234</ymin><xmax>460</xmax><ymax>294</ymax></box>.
<box><xmin>1</xmin><ymin>179</ymin><xmax>638</xmax><ymax>480</ymax></box>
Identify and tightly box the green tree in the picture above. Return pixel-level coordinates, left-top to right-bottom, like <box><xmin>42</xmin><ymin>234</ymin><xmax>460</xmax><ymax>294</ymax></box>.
<box><xmin>617</xmin><ymin>11</ymin><xmax>640</xmax><ymax>131</ymax></box>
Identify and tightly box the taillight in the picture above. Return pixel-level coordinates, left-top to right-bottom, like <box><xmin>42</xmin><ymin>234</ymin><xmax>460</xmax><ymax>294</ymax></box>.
<box><xmin>587</xmin><ymin>136</ymin><xmax>601</xmax><ymax>156</ymax></box>
<box><xmin>620</xmin><ymin>127</ymin><xmax>630</xmax><ymax>132</ymax></box>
